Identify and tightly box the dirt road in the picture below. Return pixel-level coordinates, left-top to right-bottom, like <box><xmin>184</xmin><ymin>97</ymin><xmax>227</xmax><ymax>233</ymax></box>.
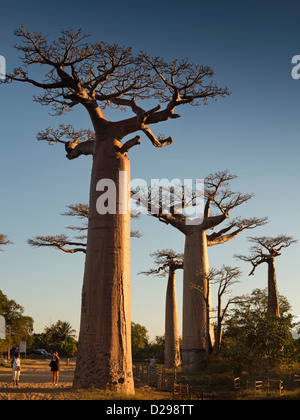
<box><xmin>0</xmin><ymin>359</ymin><xmax>79</xmax><ymax>400</ymax></box>
<box><xmin>0</xmin><ymin>359</ymin><xmax>172</xmax><ymax>400</ymax></box>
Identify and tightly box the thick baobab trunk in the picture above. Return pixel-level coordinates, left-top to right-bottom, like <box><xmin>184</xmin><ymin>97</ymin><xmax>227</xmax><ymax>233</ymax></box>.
<box><xmin>267</xmin><ymin>257</ymin><xmax>280</xmax><ymax>317</ymax></box>
<box><xmin>182</xmin><ymin>228</ymin><xmax>214</xmax><ymax>371</ymax></box>
<box><xmin>164</xmin><ymin>266</ymin><xmax>181</xmax><ymax>369</ymax></box>
<box><xmin>73</xmin><ymin>136</ymin><xmax>134</xmax><ymax>394</ymax></box>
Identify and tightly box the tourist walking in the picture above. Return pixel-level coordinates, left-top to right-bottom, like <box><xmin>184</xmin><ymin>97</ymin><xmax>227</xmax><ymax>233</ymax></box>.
<box><xmin>49</xmin><ymin>352</ymin><xmax>60</xmax><ymax>386</ymax></box>
<box><xmin>11</xmin><ymin>352</ymin><xmax>21</xmax><ymax>386</ymax></box>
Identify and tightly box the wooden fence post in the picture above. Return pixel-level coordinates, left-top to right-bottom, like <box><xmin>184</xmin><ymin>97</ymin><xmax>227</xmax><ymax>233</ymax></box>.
<box><xmin>279</xmin><ymin>380</ymin><xmax>283</xmax><ymax>396</ymax></box>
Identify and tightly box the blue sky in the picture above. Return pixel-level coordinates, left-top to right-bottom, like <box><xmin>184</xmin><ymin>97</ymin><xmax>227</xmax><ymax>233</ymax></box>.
<box><xmin>0</xmin><ymin>0</ymin><xmax>299</xmax><ymax>340</ymax></box>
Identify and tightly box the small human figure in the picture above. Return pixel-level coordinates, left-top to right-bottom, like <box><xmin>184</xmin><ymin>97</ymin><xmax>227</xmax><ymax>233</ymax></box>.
<box><xmin>11</xmin><ymin>352</ymin><xmax>21</xmax><ymax>386</ymax></box>
<box><xmin>49</xmin><ymin>351</ymin><xmax>60</xmax><ymax>386</ymax></box>
<box><xmin>150</xmin><ymin>356</ymin><xmax>156</xmax><ymax>369</ymax></box>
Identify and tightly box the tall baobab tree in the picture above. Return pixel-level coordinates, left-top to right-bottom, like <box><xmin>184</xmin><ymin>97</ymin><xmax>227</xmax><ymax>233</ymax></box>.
<box><xmin>6</xmin><ymin>27</ymin><xmax>229</xmax><ymax>392</ymax></box>
<box><xmin>235</xmin><ymin>235</ymin><xmax>297</xmax><ymax>317</ymax></box>
<box><xmin>28</xmin><ymin>203</ymin><xmax>141</xmax><ymax>254</ymax></box>
<box><xmin>0</xmin><ymin>234</ymin><xmax>12</xmax><ymax>251</ymax></box>
<box><xmin>139</xmin><ymin>249</ymin><xmax>183</xmax><ymax>369</ymax></box>
<box><xmin>135</xmin><ymin>170</ymin><xmax>268</xmax><ymax>371</ymax></box>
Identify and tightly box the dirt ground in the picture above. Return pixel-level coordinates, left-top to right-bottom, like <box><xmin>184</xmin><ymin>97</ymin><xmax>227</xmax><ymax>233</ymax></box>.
<box><xmin>0</xmin><ymin>359</ymin><xmax>80</xmax><ymax>400</ymax></box>
<box><xmin>0</xmin><ymin>359</ymin><xmax>172</xmax><ymax>400</ymax></box>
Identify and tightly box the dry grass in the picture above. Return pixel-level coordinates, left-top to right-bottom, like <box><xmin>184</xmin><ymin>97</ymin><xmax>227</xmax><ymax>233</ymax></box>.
<box><xmin>236</xmin><ymin>389</ymin><xmax>300</xmax><ymax>400</ymax></box>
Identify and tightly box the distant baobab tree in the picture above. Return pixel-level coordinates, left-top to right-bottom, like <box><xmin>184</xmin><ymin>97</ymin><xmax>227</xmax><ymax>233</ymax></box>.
<box><xmin>235</xmin><ymin>235</ymin><xmax>297</xmax><ymax>317</ymax></box>
<box><xmin>28</xmin><ymin>203</ymin><xmax>141</xmax><ymax>254</ymax></box>
<box><xmin>0</xmin><ymin>234</ymin><xmax>12</xmax><ymax>251</ymax></box>
<box><xmin>6</xmin><ymin>26</ymin><xmax>229</xmax><ymax>393</ymax></box>
<box><xmin>139</xmin><ymin>249</ymin><xmax>183</xmax><ymax>369</ymax></box>
<box><xmin>134</xmin><ymin>170</ymin><xmax>268</xmax><ymax>371</ymax></box>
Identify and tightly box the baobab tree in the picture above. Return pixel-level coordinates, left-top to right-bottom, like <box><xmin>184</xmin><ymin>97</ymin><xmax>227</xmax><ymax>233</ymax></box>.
<box><xmin>139</xmin><ymin>249</ymin><xmax>183</xmax><ymax>369</ymax></box>
<box><xmin>27</xmin><ymin>203</ymin><xmax>141</xmax><ymax>254</ymax></box>
<box><xmin>235</xmin><ymin>235</ymin><xmax>297</xmax><ymax>317</ymax></box>
<box><xmin>6</xmin><ymin>26</ymin><xmax>229</xmax><ymax>392</ymax></box>
<box><xmin>134</xmin><ymin>170</ymin><xmax>268</xmax><ymax>371</ymax></box>
<box><xmin>0</xmin><ymin>235</ymin><xmax>12</xmax><ymax>251</ymax></box>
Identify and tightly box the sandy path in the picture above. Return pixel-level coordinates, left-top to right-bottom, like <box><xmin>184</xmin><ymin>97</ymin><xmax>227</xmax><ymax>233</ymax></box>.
<box><xmin>0</xmin><ymin>359</ymin><xmax>174</xmax><ymax>400</ymax></box>
<box><xmin>0</xmin><ymin>359</ymin><xmax>77</xmax><ymax>400</ymax></box>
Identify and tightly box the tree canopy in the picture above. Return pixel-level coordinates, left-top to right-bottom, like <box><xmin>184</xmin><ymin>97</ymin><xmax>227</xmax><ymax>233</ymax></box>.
<box><xmin>8</xmin><ymin>26</ymin><xmax>230</xmax><ymax>158</ymax></box>
<box><xmin>0</xmin><ymin>290</ymin><xmax>34</xmax><ymax>352</ymax></box>
<box><xmin>221</xmin><ymin>289</ymin><xmax>298</xmax><ymax>371</ymax></box>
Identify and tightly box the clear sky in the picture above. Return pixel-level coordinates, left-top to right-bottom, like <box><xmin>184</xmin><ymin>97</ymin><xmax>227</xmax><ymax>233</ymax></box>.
<box><xmin>0</xmin><ymin>0</ymin><xmax>299</xmax><ymax>340</ymax></box>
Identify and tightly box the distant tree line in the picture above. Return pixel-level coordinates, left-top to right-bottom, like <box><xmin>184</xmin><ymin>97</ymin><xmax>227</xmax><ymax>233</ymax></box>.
<box><xmin>1</xmin><ymin>288</ymin><xmax>299</xmax><ymax>371</ymax></box>
<box><xmin>0</xmin><ymin>290</ymin><xmax>34</xmax><ymax>355</ymax></box>
<box><xmin>0</xmin><ymin>290</ymin><xmax>77</xmax><ymax>357</ymax></box>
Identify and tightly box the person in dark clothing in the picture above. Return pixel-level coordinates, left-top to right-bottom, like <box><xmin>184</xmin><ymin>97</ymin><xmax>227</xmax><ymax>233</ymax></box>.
<box><xmin>49</xmin><ymin>352</ymin><xmax>60</xmax><ymax>386</ymax></box>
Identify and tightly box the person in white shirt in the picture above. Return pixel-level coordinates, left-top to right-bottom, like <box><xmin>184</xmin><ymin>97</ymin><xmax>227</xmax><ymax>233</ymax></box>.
<box><xmin>11</xmin><ymin>352</ymin><xmax>21</xmax><ymax>386</ymax></box>
<box><xmin>149</xmin><ymin>356</ymin><xmax>156</xmax><ymax>369</ymax></box>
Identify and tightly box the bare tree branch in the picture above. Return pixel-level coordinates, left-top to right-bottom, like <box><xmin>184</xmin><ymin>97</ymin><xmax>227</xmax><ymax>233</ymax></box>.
<box><xmin>120</xmin><ymin>135</ymin><xmax>141</xmax><ymax>154</ymax></box>
<box><xmin>235</xmin><ymin>235</ymin><xmax>297</xmax><ymax>276</ymax></box>
<box><xmin>27</xmin><ymin>203</ymin><xmax>142</xmax><ymax>254</ymax></box>
<box><xmin>139</xmin><ymin>249</ymin><xmax>184</xmax><ymax>277</ymax></box>
<box><xmin>207</xmin><ymin>217</ymin><xmax>269</xmax><ymax>246</ymax></box>
<box><xmin>27</xmin><ymin>234</ymin><xmax>87</xmax><ymax>254</ymax></box>
<box><xmin>8</xmin><ymin>26</ymin><xmax>229</xmax><ymax>144</ymax></box>
<box><xmin>37</xmin><ymin>124</ymin><xmax>95</xmax><ymax>160</ymax></box>
<box><xmin>0</xmin><ymin>234</ymin><xmax>13</xmax><ymax>251</ymax></box>
<box><xmin>133</xmin><ymin>170</ymin><xmax>267</xmax><ymax>239</ymax></box>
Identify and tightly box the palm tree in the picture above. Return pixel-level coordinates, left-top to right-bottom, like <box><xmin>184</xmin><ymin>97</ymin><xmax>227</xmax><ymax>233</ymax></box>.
<box><xmin>45</xmin><ymin>320</ymin><xmax>76</xmax><ymax>343</ymax></box>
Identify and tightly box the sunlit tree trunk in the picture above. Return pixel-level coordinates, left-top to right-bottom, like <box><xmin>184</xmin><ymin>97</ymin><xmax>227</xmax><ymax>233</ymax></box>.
<box><xmin>182</xmin><ymin>228</ymin><xmax>214</xmax><ymax>371</ymax></box>
<box><xmin>164</xmin><ymin>265</ymin><xmax>181</xmax><ymax>369</ymax></box>
<box><xmin>267</xmin><ymin>257</ymin><xmax>280</xmax><ymax>317</ymax></box>
<box><xmin>73</xmin><ymin>135</ymin><xmax>134</xmax><ymax>394</ymax></box>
